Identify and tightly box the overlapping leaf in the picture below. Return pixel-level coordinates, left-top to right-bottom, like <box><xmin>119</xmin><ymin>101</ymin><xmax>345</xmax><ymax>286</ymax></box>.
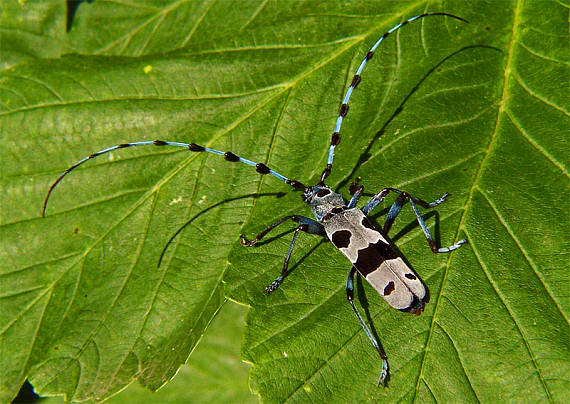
<box><xmin>42</xmin><ymin>301</ymin><xmax>256</xmax><ymax>404</ymax></box>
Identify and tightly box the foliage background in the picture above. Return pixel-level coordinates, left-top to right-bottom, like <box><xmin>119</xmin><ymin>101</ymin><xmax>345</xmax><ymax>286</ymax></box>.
<box><xmin>1</xmin><ymin>0</ymin><xmax>568</xmax><ymax>403</ymax></box>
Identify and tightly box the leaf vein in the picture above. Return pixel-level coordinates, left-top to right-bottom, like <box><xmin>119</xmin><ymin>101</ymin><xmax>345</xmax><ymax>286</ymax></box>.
<box><xmin>396</xmin><ymin>151</ymin><xmax>484</xmax><ymax>189</ymax></box>
<box><xmin>510</xmin><ymin>71</ymin><xmax>569</xmax><ymax>115</ymax></box>
<box><xmin>96</xmin><ymin>0</ymin><xmax>188</xmax><ymax>54</ymax></box>
<box><xmin>516</xmin><ymin>41</ymin><xmax>569</xmax><ymax>66</ymax></box>
<box><xmin>240</xmin><ymin>0</ymin><xmax>269</xmax><ymax>31</ymax></box>
<box><xmin>0</xmin><ymin>287</ymin><xmax>50</xmax><ymax>336</ymax></box>
<box><xmin>19</xmin><ymin>289</ymin><xmax>54</xmax><ymax>396</ymax></box>
<box><xmin>5</xmin><ymin>75</ymin><xmax>64</xmax><ymax>102</ymax></box>
<box><xmin>477</xmin><ymin>187</ymin><xmax>569</xmax><ymax>325</ymax></box>
<box><xmin>413</xmin><ymin>0</ymin><xmax>523</xmax><ymax>400</ymax></box>
<box><xmin>367</xmin><ymin>106</ymin><xmax>492</xmax><ymax>167</ymax></box>
<box><xmin>181</xmin><ymin>0</ymin><xmax>216</xmax><ymax>48</ymax></box>
<box><xmin>182</xmin><ymin>36</ymin><xmax>362</xmax><ymax>57</ymax></box>
<box><xmin>41</xmin><ymin>192</ymin><xmax>159</xmax><ymax>395</ymax></box>
<box><xmin>435</xmin><ymin>321</ymin><xmax>481</xmax><ymax>402</ymax></box>
<box><xmin>0</xmin><ymin>86</ymin><xmax>283</xmax><ymax>118</ymax></box>
<box><xmin>504</xmin><ymin>109</ymin><xmax>569</xmax><ymax>177</ymax></box>
<box><xmin>0</xmin><ymin>251</ymin><xmax>82</xmax><ymax>278</ymax></box>
<box><xmin>464</xmin><ymin>228</ymin><xmax>554</xmax><ymax>403</ymax></box>
<box><xmin>136</xmin><ymin>12</ymin><xmax>166</xmax><ymax>56</ymax></box>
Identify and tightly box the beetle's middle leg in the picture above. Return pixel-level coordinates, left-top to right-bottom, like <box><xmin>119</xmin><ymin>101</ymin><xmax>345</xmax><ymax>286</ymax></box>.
<box><xmin>362</xmin><ymin>188</ymin><xmax>465</xmax><ymax>253</ymax></box>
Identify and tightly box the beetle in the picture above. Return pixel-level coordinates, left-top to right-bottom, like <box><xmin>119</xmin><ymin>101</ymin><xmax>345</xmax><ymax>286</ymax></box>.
<box><xmin>43</xmin><ymin>12</ymin><xmax>468</xmax><ymax>385</ymax></box>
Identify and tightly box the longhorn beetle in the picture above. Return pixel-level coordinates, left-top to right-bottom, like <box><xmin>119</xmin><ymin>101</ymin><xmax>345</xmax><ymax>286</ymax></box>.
<box><xmin>43</xmin><ymin>12</ymin><xmax>468</xmax><ymax>385</ymax></box>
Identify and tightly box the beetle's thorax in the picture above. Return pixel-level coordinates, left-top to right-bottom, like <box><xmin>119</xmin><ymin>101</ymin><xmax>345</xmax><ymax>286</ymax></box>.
<box><xmin>302</xmin><ymin>185</ymin><xmax>346</xmax><ymax>222</ymax></box>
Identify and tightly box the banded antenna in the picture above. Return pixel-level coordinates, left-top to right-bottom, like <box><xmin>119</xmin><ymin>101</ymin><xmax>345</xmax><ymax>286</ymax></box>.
<box><xmin>42</xmin><ymin>140</ymin><xmax>305</xmax><ymax>217</ymax></box>
<box><xmin>318</xmin><ymin>12</ymin><xmax>468</xmax><ymax>184</ymax></box>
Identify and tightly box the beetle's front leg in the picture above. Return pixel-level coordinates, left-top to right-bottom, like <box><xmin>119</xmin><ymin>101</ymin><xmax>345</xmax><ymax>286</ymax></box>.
<box><xmin>240</xmin><ymin>216</ymin><xmax>326</xmax><ymax>293</ymax></box>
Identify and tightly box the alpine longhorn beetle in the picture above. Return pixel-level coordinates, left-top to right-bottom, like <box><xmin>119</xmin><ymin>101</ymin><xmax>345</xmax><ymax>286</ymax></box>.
<box><xmin>43</xmin><ymin>12</ymin><xmax>468</xmax><ymax>385</ymax></box>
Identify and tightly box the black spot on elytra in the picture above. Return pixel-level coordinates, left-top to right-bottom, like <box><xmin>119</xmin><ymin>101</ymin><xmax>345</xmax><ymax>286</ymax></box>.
<box><xmin>323</xmin><ymin>206</ymin><xmax>345</xmax><ymax>221</ymax></box>
<box><xmin>361</xmin><ymin>216</ymin><xmax>376</xmax><ymax>230</ymax></box>
<box><xmin>405</xmin><ymin>273</ymin><xmax>417</xmax><ymax>280</ymax></box>
<box><xmin>331</xmin><ymin>230</ymin><xmax>351</xmax><ymax>248</ymax></box>
<box><xmin>383</xmin><ymin>281</ymin><xmax>395</xmax><ymax>296</ymax></box>
<box><xmin>354</xmin><ymin>240</ymin><xmax>398</xmax><ymax>275</ymax></box>
<box><xmin>316</xmin><ymin>188</ymin><xmax>330</xmax><ymax>197</ymax></box>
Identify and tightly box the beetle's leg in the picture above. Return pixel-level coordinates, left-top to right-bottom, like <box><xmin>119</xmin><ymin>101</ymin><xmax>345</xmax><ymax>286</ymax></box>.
<box><xmin>264</xmin><ymin>225</ymin><xmax>304</xmax><ymax>294</ymax></box>
<box><xmin>240</xmin><ymin>215</ymin><xmax>324</xmax><ymax>246</ymax></box>
<box><xmin>408</xmin><ymin>198</ymin><xmax>466</xmax><ymax>253</ymax></box>
<box><xmin>240</xmin><ymin>216</ymin><xmax>293</xmax><ymax>246</ymax></box>
<box><xmin>346</xmin><ymin>267</ymin><xmax>388</xmax><ymax>386</ymax></box>
<box><xmin>242</xmin><ymin>216</ymin><xmax>325</xmax><ymax>293</ymax></box>
<box><xmin>363</xmin><ymin>187</ymin><xmax>449</xmax><ymax>216</ymax></box>
<box><xmin>263</xmin><ymin>219</ymin><xmax>325</xmax><ymax>293</ymax></box>
<box><xmin>347</xmin><ymin>183</ymin><xmax>364</xmax><ymax>208</ymax></box>
<box><xmin>363</xmin><ymin>188</ymin><xmax>465</xmax><ymax>253</ymax></box>
<box><xmin>361</xmin><ymin>188</ymin><xmax>391</xmax><ymax>215</ymax></box>
<box><xmin>383</xmin><ymin>189</ymin><xmax>450</xmax><ymax>234</ymax></box>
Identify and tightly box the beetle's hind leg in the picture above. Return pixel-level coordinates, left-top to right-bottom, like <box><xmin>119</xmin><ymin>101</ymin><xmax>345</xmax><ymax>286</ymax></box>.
<box><xmin>346</xmin><ymin>267</ymin><xmax>389</xmax><ymax>386</ymax></box>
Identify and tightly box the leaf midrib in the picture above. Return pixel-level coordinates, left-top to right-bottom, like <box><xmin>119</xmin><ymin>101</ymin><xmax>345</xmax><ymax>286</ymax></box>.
<box><xmin>412</xmin><ymin>1</ymin><xmax>554</xmax><ymax>402</ymax></box>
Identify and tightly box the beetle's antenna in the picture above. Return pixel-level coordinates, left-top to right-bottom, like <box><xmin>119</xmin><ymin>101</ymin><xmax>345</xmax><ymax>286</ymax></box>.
<box><xmin>42</xmin><ymin>140</ymin><xmax>305</xmax><ymax>217</ymax></box>
<box><xmin>318</xmin><ymin>12</ymin><xmax>468</xmax><ymax>184</ymax></box>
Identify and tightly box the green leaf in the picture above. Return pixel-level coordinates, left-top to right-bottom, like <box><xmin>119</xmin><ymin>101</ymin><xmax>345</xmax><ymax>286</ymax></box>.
<box><xmin>1</xmin><ymin>1</ymin><xmax>568</xmax><ymax>403</ymax></box>
<box><xmin>0</xmin><ymin>0</ymin><xmax>70</xmax><ymax>69</ymax></box>
<box><xmin>42</xmin><ymin>300</ymin><xmax>257</xmax><ymax>403</ymax></box>
<box><xmin>224</xmin><ymin>1</ymin><xmax>569</xmax><ymax>403</ymax></box>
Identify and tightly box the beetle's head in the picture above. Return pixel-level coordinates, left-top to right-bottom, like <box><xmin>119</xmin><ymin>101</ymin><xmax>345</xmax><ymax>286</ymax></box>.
<box><xmin>302</xmin><ymin>185</ymin><xmax>332</xmax><ymax>204</ymax></box>
<box><xmin>303</xmin><ymin>184</ymin><xmax>346</xmax><ymax>221</ymax></box>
